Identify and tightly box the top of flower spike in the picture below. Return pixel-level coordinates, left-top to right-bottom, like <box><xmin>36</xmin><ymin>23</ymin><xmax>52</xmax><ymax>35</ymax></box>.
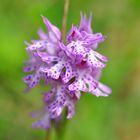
<box><xmin>79</xmin><ymin>12</ymin><xmax>93</xmax><ymax>33</ymax></box>
<box><xmin>66</xmin><ymin>13</ymin><xmax>105</xmax><ymax>51</ymax></box>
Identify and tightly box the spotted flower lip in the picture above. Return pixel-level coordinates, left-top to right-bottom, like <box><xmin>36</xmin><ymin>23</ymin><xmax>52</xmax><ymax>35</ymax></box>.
<box><xmin>23</xmin><ymin>13</ymin><xmax>112</xmax><ymax>129</ymax></box>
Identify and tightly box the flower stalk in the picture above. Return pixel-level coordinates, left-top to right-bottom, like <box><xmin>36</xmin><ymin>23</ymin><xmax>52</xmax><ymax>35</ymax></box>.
<box><xmin>46</xmin><ymin>128</ymin><xmax>51</xmax><ymax>140</ymax></box>
<box><xmin>62</xmin><ymin>0</ymin><xmax>70</xmax><ymax>42</ymax></box>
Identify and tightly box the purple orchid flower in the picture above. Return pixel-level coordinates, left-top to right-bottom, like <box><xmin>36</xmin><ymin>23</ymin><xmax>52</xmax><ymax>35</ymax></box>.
<box><xmin>23</xmin><ymin>13</ymin><xmax>111</xmax><ymax>129</ymax></box>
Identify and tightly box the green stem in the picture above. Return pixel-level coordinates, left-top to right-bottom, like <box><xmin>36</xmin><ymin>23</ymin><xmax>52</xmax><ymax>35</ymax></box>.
<box><xmin>46</xmin><ymin>128</ymin><xmax>51</xmax><ymax>140</ymax></box>
<box><xmin>55</xmin><ymin>109</ymin><xmax>68</xmax><ymax>140</ymax></box>
<box><xmin>61</xmin><ymin>0</ymin><xmax>70</xmax><ymax>42</ymax></box>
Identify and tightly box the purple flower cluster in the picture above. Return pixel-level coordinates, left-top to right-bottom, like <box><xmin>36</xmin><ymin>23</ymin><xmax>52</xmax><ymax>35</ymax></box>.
<box><xmin>23</xmin><ymin>13</ymin><xmax>111</xmax><ymax>129</ymax></box>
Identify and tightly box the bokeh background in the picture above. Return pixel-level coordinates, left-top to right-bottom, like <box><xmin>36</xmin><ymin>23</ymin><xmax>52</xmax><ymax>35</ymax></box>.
<box><xmin>0</xmin><ymin>0</ymin><xmax>140</xmax><ymax>139</ymax></box>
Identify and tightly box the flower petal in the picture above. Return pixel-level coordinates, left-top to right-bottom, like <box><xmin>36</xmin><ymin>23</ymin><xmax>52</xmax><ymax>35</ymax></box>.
<box><xmin>68</xmin><ymin>79</ymin><xmax>88</xmax><ymax>92</ymax></box>
<box><xmin>23</xmin><ymin>75</ymin><xmax>33</xmax><ymax>84</ymax></box>
<box><xmin>26</xmin><ymin>40</ymin><xmax>47</xmax><ymax>51</ymax></box>
<box><xmin>41</xmin><ymin>60</ymin><xmax>65</xmax><ymax>79</ymax></box>
<box><xmin>23</xmin><ymin>66</ymin><xmax>35</xmax><ymax>72</ymax></box>
<box><xmin>67</xmin><ymin>26</ymin><xmax>82</xmax><ymax>42</ymax></box>
<box><xmin>67</xmin><ymin>41</ymin><xmax>88</xmax><ymax>57</ymax></box>
<box><xmin>61</xmin><ymin>62</ymin><xmax>73</xmax><ymax>83</ymax></box>
<box><xmin>43</xmin><ymin>91</ymin><xmax>54</xmax><ymax>103</ymax></box>
<box><xmin>87</xmin><ymin>50</ymin><xmax>106</xmax><ymax>68</ymax></box>
<box><xmin>24</xmin><ymin>70</ymin><xmax>41</xmax><ymax>89</ymax></box>
<box><xmin>37</xmin><ymin>51</ymin><xmax>61</xmax><ymax>63</ymax></box>
<box><xmin>93</xmin><ymin>51</ymin><xmax>108</xmax><ymax>62</ymax></box>
<box><xmin>79</xmin><ymin>13</ymin><xmax>92</xmax><ymax>33</ymax></box>
<box><xmin>92</xmin><ymin>82</ymin><xmax>112</xmax><ymax>97</ymax></box>
<box><xmin>32</xmin><ymin>113</ymin><xmax>51</xmax><ymax>129</ymax></box>
<box><xmin>48</xmin><ymin>87</ymin><xmax>66</xmax><ymax>118</ymax></box>
<box><xmin>42</xmin><ymin>16</ymin><xmax>61</xmax><ymax>41</ymax></box>
<box><xmin>38</xmin><ymin>28</ymin><xmax>48</xmax><ymax>40</ymax></box>
<box><xmin>66</xmin><ymin>102</ymin><xmax>75</xmax><ymax>119</ymax></box>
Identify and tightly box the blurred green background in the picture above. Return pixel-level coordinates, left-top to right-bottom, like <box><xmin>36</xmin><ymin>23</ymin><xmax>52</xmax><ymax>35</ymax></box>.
<box><xmin>0</xmin><ymin>0</ymin><xmax>140</xmax><ymax>139</ymax></box>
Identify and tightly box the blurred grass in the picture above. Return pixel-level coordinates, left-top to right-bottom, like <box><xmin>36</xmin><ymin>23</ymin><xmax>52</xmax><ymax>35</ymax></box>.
<box><xmin>0</xmin><ymin>0</ymin><xmax>140</xmax><ymax>140</ymax></box>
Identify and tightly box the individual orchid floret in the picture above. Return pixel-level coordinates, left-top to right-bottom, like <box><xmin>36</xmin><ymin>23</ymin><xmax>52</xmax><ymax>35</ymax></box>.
<box><xmin>46</xmin><ymin>84</ymin><xmax>78</xmax><ymax>119</ymax></box>
<box><xmin>67</xmin><ymin>25</ymin><xmax>82</xmax><ymax>43</ymax></box>
<box><xmin>66</xmin><ymin>40</ymin><xmax>108</xmax><ymax>69</ymax></box>
<box><xmin>43</xmin><ymin>84</ymin><xmax>80</xmax><ymax>119</ymax></box>
<box><xmin>37</xmin><ymin>51</ymin><xmax>73</xmax><ymax>81</ymax></box>
<box><xmin>23</xmin><ymin>52</ymin><xmax>43</xmax><ymax>90</ymax></box>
